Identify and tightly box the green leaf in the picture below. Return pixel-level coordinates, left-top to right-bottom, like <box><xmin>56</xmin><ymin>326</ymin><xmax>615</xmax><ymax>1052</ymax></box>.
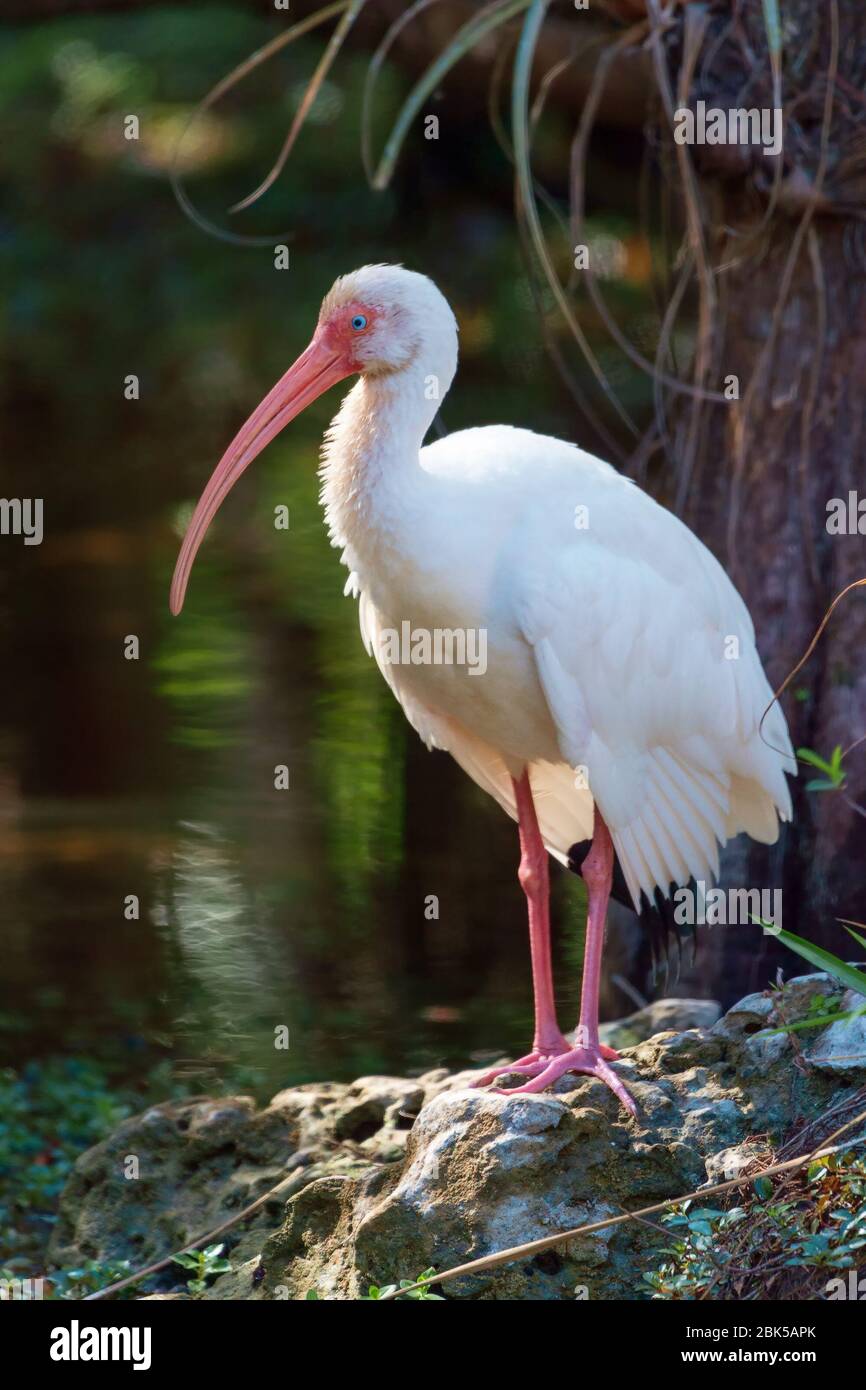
<box><xmin>758</xmin><ymin>1005</ymin><xmax>866</xmax><ymax>1037</ymax></box>
<box><xmin>305</xmin><ymin>1289</ymin><xmax>319</xmax><ymax>1300</ymax></box>
<box><xmin>171</xmin><ymin>1253</ymin><xmax>198</xmax><ymax>1269</ymax></box>
<box><xmin>772</xmin><ymin>929</ymin><xmax>866</xmax><ymax>999</ymax></box>
<box><xmin>841</xmin><ymin>921</ymin><xmax>866</xmax><ymax>953</ymax></box>
<box><xmin>798</xmin><ymin>746</ymin><xmax>845</xmax><ymax>790</ymax></box>
<box><xmin>365</xmin><ymin>1282</ymin><xmax>400</xmax><ymax>1300</ymax></box>
<box><xmin>754</xmin><ymin>1176</ymin><xmax>774</xmax><ymax>1201</ymax></box>
<box><xmin>797</xmin><ymin>747</ymin><xmax>833</xmax><ymax>774</ymax></box>
<box><xmin>752</xmin><ymin>920</ymin><xmax>866</xmax><ymax>993</ymax></box>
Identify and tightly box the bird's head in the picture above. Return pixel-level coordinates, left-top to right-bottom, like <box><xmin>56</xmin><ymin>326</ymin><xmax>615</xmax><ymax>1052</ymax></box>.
<box><xmin>170</xmin><ymin>263</ymin><xmax>455</xmax><ymax>616</ymax></box>
<box><xmin>318</xmin><ymin>262</ymin><xmax>456</xmax><ymax>376</ymax></box>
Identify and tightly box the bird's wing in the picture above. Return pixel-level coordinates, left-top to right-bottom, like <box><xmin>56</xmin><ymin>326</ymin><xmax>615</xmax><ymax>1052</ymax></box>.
<box><xmin>513</xmin><ymin>471</ymin><xmax>795</xmax><ymax>909</ymax></box>
<box><xmin>356</xmin><ymin>585</ymin><xmax>594</xmax><ymax>854</ymax></box>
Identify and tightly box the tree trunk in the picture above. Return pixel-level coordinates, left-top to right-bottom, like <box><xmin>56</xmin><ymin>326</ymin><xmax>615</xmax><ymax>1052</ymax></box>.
<box><xmin>660</xmin><ymin>1</ymin><xmax>866</xmax><ymax>1000</ymax></box>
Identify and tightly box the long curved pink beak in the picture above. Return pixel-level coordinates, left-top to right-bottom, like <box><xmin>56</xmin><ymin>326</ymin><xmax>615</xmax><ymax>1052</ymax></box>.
<box><xmin>170</xmin><ymin>331</ymin><xmax>352</xmax><ymax>615</ymax></box>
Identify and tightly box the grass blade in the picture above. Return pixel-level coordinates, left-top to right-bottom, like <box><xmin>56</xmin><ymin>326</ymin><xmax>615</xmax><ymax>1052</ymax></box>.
<box><xmin>360</xmin><ymin>0</ymin><xmax>444</xmax><ymax>186</ymax></box>
<box><xmin>512</xmin><ymin>0</ymin><xmax>638</xmax><ymax>436</ymax></box>
<box><xmin>840</xmin><ymin>920</ymin><xmax>866</xmax><ymax>953</ymax></box>
<box><xmin>370</xmin><ymin>0</ymin><xmax>532</xmax><ymax>191</ymax></box>
<box><xmin>169</xmin><ymin>0</ymin><xmax>349</xmax><ymax>246</ymax></box>
<box><xmin>759</xmin><ymin>1006</ymin><xmax>866</xmax><ymax>1037</ymax></box>
<box><xmin>772</xmin><ymin>927</ymin><xmax>866</xmax><ymax>1000</ymax></box>
<box><xmin>230</xmin><ymin>0</ymin><xmax>370</xmax><ymax>213</ymax></box>
<box><xmin>761</xmin><ymin>0</ymin><xmax>783</xmax><ymax>61</ymax></box>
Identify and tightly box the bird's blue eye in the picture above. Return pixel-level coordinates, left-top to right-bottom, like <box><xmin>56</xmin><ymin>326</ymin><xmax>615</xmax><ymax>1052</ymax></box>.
<box><xmin>351</xmin><ymin>314</ymin><xmax>367</xmax><ymax>331</ymax></box>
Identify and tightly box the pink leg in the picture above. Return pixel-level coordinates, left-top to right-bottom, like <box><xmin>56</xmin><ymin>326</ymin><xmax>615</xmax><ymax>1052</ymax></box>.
<box><xmin>472</xmin><ymin>772</ymin><xmax>569</xmax><ymax>1086</ymax></box>
<box><xmin>475</xmin><ymin>803</ymin><xmax>636</xmax><ymax>1116</ymax></box>
<box><xmin>513</xmin><ymin>768</ymin><xmax>563</xmax><ymax>1053</ymax></box>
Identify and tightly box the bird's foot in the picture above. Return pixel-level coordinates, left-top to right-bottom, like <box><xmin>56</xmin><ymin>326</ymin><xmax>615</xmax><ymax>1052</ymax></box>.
<box><xmin>471</xmin><ymin>1037</ymin><xmax>622</xmax><ymax>1088</ymax></box>
<box><xmin>474</xmin><ymin>1042</ymin><xmax>636</xmax><ymax>1116</ymax></box>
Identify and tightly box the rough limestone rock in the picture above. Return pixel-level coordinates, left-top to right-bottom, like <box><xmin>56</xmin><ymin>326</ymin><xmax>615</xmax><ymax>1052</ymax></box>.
<box><xmin>599</xmin><ymin>997</ymin><xmax>722</xmax><ymax>1050</ymax></box>
<box><xmin>50</xmin><ymin>973</ymin><xmax>866</xmax><ymax>1301</ymax></box>
<box><xmin>805</xmin><ymin>990</ymin><xmax>866</xmax><ymax>1073</ymax></box>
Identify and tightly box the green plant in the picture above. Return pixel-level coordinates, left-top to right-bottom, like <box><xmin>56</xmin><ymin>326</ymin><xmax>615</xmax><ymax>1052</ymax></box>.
<box><xmin>643</xmin><ymin>1155</ymin><xmax>866</xmax><ymax>1300</ymax></box>
<box><xmin>0</xmin><ymin>1255</ymin><xmax>135</xmax><ymax>1301</ymax></box>
<box><xmin>0</xmin><ymin>1060</ymin><xmax>134</xmax><ymax>1275</ymax></box>
<box><xmin>751</xmin><ymin>921</ymin><xmax>866</xmax><ymax>1034</ymax></box>
<box><xmin>0</xmin><ymin>1056</ymin><xmax>258</xmax><ymax>1291</ymax></box>
<box><xmin>171</xmin><ymin>1243</ymin><xmax>232</xmax><ymax>1294</ymax></box>
<box><xmin>306</xmin><ymin>1267</ymin><xmax>444</xmax><ymax>1300</ymax></box>
<box><xmin>797</xmin><ymin>744</ymin><xmax>847</xmax><ymax>792</ymax></box>
<box><xmin>362</xmin><ymin>1267</ymin><xmax>444</xmax><ymax>1300</ymax></box>
<box><xmin>49</xmin><ymin>1258</ymin><xmax>135</xmax><ymax>1300</ymax></box>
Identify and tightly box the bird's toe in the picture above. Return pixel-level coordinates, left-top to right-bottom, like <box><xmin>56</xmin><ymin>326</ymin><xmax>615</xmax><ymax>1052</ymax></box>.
<box><xmin>482</xmin><ymin>1047</ymin><xmax>638</xmax><ymax>1115</ymax></box>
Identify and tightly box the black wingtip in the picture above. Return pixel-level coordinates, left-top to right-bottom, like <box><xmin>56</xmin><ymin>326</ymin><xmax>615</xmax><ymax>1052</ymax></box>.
<box><xmin>567</xmin><ymin>840</ymin><xmax>697</xmax><ymax>974</ymax></box>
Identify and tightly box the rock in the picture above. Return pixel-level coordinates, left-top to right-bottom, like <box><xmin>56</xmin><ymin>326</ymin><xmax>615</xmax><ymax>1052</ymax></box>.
<box><xmin>47</xmin><ymin>1077</ymin><xmax>418</xmax><ymax>1279</ymax></box>
<box><xmin>805</xmin><ymin>990</ymin><xmax>866</xmax><ymax>1073</ymax></box>
<box><xmin>705</xmin><ymin>1139</ymin><xmax>769</xmax><ymax>1184</ymax></box>
<box><xmin>51</xmin><ymin>974</ymin><xmax>866</xmax><ymax>1301</ymax></box>
<box><xmin>599</xmin><ymin>997</ymin><xmax>722</xmax><ymax>1050</ymax></box>
<box><xmin>332</xmin><ymin>1076</ymin><xmax>424</xmax><ymax>1148</ymax></box>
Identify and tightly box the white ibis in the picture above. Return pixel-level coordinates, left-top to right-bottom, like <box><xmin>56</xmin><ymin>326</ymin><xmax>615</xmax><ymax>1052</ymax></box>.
<box><xmin>171</xmin><ymin>264</ymin><xmax>795</xmax><ymax>1115</ymax></box>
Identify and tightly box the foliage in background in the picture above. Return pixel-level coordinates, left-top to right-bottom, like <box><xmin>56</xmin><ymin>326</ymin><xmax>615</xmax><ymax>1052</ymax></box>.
<box><xmin>644</xmin><ymin>1151</ymin><xmax>866</xmax><ymax>1301</ymax></box>
<box><xmin>0</xmin><ymin>1056</ymin><xmax>203</xmax><ymax>1285</ymax></box>
<box><xmin>0</xmin><ymin>1059</ymin><xmax>129</xmax><ymax>1277</ymax></box>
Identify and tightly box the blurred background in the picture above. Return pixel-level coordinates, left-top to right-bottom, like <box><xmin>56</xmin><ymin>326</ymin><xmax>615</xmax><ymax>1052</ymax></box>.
<box><xmin>0</xmin><ymin>0</ymin><xmax>862</xmax><ymax>1131</ymax></box>
<box><xmin>0</xmin><ymin>1</ymin><xmax>651</xmax><ymax>1101</ymax></box>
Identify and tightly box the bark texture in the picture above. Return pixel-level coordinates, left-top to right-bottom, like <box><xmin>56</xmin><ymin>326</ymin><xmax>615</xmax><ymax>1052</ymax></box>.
<box><xmin>657</xmin><ymin>0</ymin><xmax>866</xmax><ymax>998</ymax></box>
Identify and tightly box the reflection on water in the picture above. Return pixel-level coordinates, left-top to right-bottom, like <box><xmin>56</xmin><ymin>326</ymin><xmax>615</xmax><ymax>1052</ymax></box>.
<box><xmin>156</xmin><ymin>821</ymin><xmax>285</xmax><ymax>1060</ymax></box>
<box><xmin>0</xmin><ymin>765</ymin><xmax>588</xmax><ymax>1099</ymax></box>
<box><xmin>0</xmin><ymin>510</ymin><xmax>592</xmax><ymax>1096</ymax></box>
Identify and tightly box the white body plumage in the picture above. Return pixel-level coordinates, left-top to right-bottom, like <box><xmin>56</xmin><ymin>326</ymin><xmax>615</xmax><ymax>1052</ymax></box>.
<box><xmin>318</xmin><ymin>266</ymin><xmax>795</xmax><ymax>910</ymax></box>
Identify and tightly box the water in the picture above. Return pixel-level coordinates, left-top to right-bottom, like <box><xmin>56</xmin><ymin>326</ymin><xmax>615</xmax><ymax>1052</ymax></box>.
<box><xmin>1</xmin><ymin>578</ymin><xmax>590</xmax><ymax>1096</ymax></box>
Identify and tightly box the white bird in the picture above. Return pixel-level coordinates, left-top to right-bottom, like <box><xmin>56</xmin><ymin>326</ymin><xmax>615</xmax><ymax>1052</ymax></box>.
<box><xmin>171</xmin><ymin>264</ymin><xmax>795</xmax><ymax>1115</ymax></box>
